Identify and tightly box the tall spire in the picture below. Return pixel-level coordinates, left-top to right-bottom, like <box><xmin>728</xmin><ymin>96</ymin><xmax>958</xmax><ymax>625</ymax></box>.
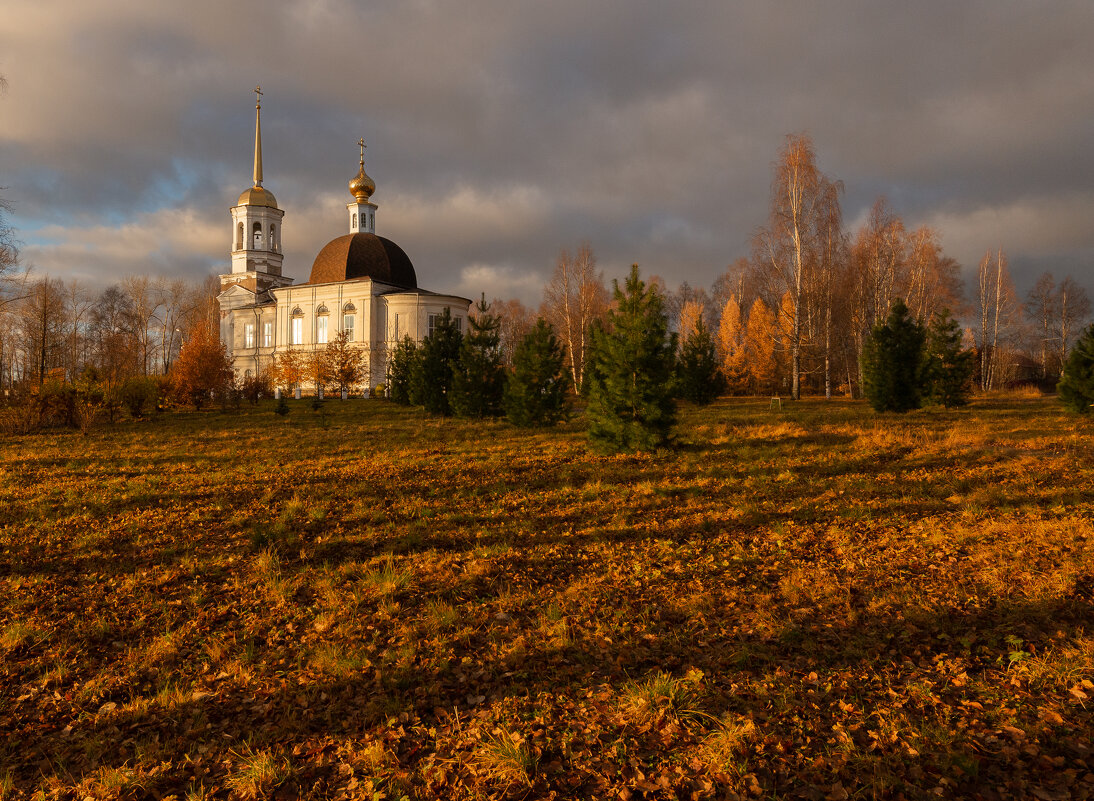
<box><xmin>253</xmin><ymin>86</ymin><xmax>264</xmax><ymax>187</ymax></box>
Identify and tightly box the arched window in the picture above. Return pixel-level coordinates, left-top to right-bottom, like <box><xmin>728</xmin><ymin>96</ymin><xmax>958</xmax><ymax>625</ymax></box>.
<box><xmin>353</xmin><ymin>213</ymin><xmax>358</xmax><ymax>229</ymax></box>
<box><xmin>316</xmin><ymin>305</ymin><xmax>330</xmax><ymax>344</ymax></box>
<box><xmin>236</xmin><ymin>222</ymin><xmax>244</xmax><ymax>250</ymax></box>
<box><xmin>270</xmin><ymin>224</ymin><xmax>277</xmax><ymax>252</ymax></box>
<box><xmin>252</xmin><ymin>221</ymin><xmax>263</xmax><ymax>249</ymax></box>
<box><xmin>343</xmin><ymin>304</ymin><xmax>356</xmax><ymax>340</ymax></box>
<box><xmin>291</xmin><ymin>307</ymin><xmax>304</xmax><ymax>345</ymax></box>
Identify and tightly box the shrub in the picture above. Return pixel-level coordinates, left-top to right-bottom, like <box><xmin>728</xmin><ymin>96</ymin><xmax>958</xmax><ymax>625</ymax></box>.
<box><xmin>119</xmin><ymin>376</ymin><xmax>160</xmax><ymax>419</ymax></box>
<box><xmin>1058</xmin><ymin>323</ymin><xmax>1094</xmax><ymax>414</ymax></box>
<box><xmin>240</xmin><ymin>373</ymin><xmax>272</xmax><ymax>405</ymax></box>
<box><xmin>36</xmin><ymin>381</ymin><xmax>77</xmax><ymax>428</ymax></box>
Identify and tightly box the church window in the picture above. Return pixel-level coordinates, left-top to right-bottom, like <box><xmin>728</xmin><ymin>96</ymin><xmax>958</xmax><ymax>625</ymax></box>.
<box><xmin>343</xmin><ymin>314</ymin><xmax>355</xmax><ymax>339</ymax></box>
<box><xmin>236</xmin><ymin>223</ymin><xmax>244</xmax><ymax>250</ymax></box>
<box><xmin>291</xmin><ymin>316</ymin><xmax>303</xmax><ymax>345</ymax></box>
<box><xmin>252</xmin><ymin>221</ymin><xmax>263</xmax><ymax>249</ymax></box>
<box><xmin>317</xmin><ymin>314</ymin><xmax>328</xmax><ymax>344</ymax></box>
<box><xmin>428</xmin><ymin>313</ymin><xmax>437</xmax><ymax>337</ymax></box>
<box><xmin>393</xmin><ymin>312</ymin><xmax>400</xmax><ymax>338</ymax></box>
<box><xmin>245</xmin><ymin>323</ymin><xmax>255</xmax><ymax>349</ymax></box>
<box><xmin>270</xmin><ymin>224</ymin><xmax>277</xmax><ymax>252</ymax></box>
<box><xmin>263</xmin><ymin>322</ymin><xmax>273</xmax><ymax>348</ymax></box>
<box><xmin>353</xmin><ymin>213</ymin><xmax>358</xmax><ymax>229</ymax></box>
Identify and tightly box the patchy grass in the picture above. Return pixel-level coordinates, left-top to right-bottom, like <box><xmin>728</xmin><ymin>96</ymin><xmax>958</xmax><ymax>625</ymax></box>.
<box><xmin>0</xmin><ymin>396</ymin><xmax>1092</xmax><ymax>799</ymax></box>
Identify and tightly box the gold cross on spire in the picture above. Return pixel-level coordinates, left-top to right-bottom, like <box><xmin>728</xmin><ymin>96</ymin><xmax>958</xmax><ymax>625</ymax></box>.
<box><xmin>358</xmin><ymin>138</ymin><xmax>366</xmax><ymax>165</ymax></box>
<box><xmin>254</xmin><ymin>86</ymin><xmax>263</xmax><ymax>108</ymax></box>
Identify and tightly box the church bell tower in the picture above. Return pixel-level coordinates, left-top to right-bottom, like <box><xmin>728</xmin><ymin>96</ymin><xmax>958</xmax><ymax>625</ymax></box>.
<box><xmin>224</xmin><ymin>87</ymin><xmax>290</xmax><ymax>293</ymax></box>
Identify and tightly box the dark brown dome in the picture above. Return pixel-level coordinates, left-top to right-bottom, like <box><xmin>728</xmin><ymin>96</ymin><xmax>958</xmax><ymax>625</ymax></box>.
<box><xmin>308</xmin><ymin>233</ymin><xmax>417</xmax><ymax>287</ymax></box>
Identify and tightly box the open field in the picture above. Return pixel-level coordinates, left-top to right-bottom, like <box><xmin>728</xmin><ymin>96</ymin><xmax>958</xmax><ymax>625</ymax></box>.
<box><xmin>1</xmin><ymin>396</ymin><xmax>1093</xmax><ymax>800</ymax></box>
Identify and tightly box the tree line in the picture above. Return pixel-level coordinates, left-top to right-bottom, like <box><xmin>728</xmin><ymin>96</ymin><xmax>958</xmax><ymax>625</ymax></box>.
<box><xmin>501</xmin><ymin>135</ymin><xmax>1092</xmax><ymax>401</ymax></box>
<box><xmin>0</xmin><ymin>270</ymin><xmax>220</xmax><ymax>393</ymax></box>
<box><xmin>3</xmin><ymin>132</ymin><xmax>1093</xmax><ymax>417</ymax></box>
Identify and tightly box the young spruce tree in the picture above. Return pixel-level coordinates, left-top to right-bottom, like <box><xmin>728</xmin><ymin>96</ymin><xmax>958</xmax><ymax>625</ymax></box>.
<box><xmin>386</xmin><ymin>335</ymin><xmax>418</xmax><ymax>405</ymax></box>
<box><xmin>451</xmin><ymin>296</ymin><xmax>506</xmax><ymax>418</ymax></box>
<box><xmin>585</xmin><ymin>265</ymin><xmax>677</xmax><ymax>451</ymax></box>
<box><xmin>409</xmin><ymin>308</ymin><xmax>462</xmax><ymax>415</ymax></box>
<box><xmin>1058</xmin><ymin>323</ymin><xmax>1094</xmax><ymax>414</ymax></box>
<box><xmin>675</xmin><ymin>316</ymin><xmax>724</xmax><ymax>405</ymax></box>
<box><xmin>861</xmin><ymin>298</ymin><xmax>927</xmax><ymax>413</ymax></box>
<box><xmin>924</xmin><ymin>308</ymin><xmax>974</xmax><ymax>408</ymax></box>
<box><xmin>504</xmin><ymin>318</ymin><xmax>571</xmax><ymax>427</ymax></box>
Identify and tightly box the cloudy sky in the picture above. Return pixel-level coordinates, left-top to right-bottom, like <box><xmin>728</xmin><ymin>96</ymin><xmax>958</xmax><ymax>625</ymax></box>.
<box><xmin>2</xmin><ymin>0</ymin><xmax>1092</xmax><ymax>305</ymax></box>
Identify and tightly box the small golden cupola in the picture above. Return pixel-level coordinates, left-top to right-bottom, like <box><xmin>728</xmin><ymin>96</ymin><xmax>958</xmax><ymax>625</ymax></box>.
<box><xmin>347</xmin><ymin>139</ymin><xmax>378</xmax><ymax>234</ymax></box>
<box><xmin>348</xmin><ymin>139</ymin><xmax>376</xmax><ymax>201</ymax></box>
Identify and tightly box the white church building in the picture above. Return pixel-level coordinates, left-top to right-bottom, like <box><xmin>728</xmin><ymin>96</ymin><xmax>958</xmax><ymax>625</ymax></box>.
<box><xmin>217</xmin><ymin>90</ymin><xmax>471</xmax><ymax>392</ymax></box>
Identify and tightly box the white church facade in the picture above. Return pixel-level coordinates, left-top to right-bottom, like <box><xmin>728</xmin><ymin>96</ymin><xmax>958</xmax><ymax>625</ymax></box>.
<box><xmin>217</xmin><ymin>90</ymin><xmax>471</xmax><ymax>392</ymax></box>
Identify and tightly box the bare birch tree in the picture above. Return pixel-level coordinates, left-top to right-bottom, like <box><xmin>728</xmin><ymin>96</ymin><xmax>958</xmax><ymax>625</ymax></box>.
<box><xmin>754</xmin><ymin>134</ymin><xmax>828</xmax><ymax>400</ymax></box>
<box><xmin>976</xmin><ymin>250</ymin><xmax>1021</xmax><ymax>390</ymax></box>
<box><xmin>1026</xmin><ymin>272</ymin><xmax>1057</xmax><ymax>378</ymax></box>
<box><xmin>1058</xmin><ymin>276</ymin><xmax>1092</xmax><ymax>372</ymax></box>
<box><xmin>541</xmin><ymin>244</ymin><xmax>608</xmax><ymax>392</ymax></box>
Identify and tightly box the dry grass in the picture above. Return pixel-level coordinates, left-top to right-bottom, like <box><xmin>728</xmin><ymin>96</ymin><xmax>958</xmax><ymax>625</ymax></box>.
<box><xmin>1</xmin><ymin>396</ymin><xmax>1092</xmax><ymax>798</ymax></box>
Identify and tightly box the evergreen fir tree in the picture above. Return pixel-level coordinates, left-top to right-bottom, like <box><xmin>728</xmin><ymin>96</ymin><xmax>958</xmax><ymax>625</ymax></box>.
<box><xmin>409</xmin><ymin>308</ymin><xmax>463</xmax><ymax>415</ymax></box>
<box><xmin>675</xmin><ymin>316</ymin><xmax>724</xmax><ymax>404</ymax></box>
<box><xmin>386</xmin><ymin>335</ymin><xmax>418</xmax><ymax>405</ymax></box>
<box><xmin>924</xmin><ymin>308</ymin><xmax>974</xmax><ymax>408</ymax></box>
<box><xmin>451</xmin><ymin>296</ymin><xmax>507</xmax><ymax>418</ymax></box>
<box><xmin>861</xmin><ymin>298</ymin><xmax>927</xmax><ymax>413</ymax></box>
<box><xmin>1058</xmin><ymin>323</ymin><xmax>1094</xmax><ymax>414</ymax></box>
<box><xmin>585</xmin><ymin>265</ymin><xmax>677</xmax><ymax>452</ymax></box>
<box><xmin>504</xmin><ymin>318</ymin><xmax>571</xmax><ymax>427</ymax></box>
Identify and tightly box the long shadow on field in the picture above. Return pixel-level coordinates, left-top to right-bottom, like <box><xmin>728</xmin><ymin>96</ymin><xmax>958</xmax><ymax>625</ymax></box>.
<box><xmin>10</xmin><ymin>560</ymin><xmax>1093</xmax><ymax>798</ymax></box>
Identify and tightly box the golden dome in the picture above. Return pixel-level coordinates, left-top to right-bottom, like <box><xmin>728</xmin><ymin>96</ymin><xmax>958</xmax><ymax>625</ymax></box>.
<box><xmin>237</xmin><ymin>186</ymin><xmax>279</xmax><ymax>209</ymax></box>
<box><xmin>349</xmin><ymin>163</ymin><xmax>375</xmax><ymax>202</ymax></box>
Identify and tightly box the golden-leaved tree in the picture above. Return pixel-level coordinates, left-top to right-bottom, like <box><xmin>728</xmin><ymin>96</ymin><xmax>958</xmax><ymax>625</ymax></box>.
<box><xmin>326</xmin><ymin>329</ymin><xmax>365</xmax><ymax>393</ymax></box>
<box><xmin>170</xmin><ymin>320</ymin><xmax>233</xmax><ymax>408</ymax></box>
<box><xmin>744</xmin><ymin>298</ymin><xmax>778</xmax><ymax>394</ymax></box>
<box><xmin>677</xmin><ymin>299</ymin><xmax>704</xmax><ymax>344</ymax></box>
<box><xmin>718</xmin><ymin>296</ymin><xmax>748</xmax><ymax>393</ymax></box>
<box><xmin>270</xmin><ymin>348</ymin><xmax>306</xmax><ymax>395</ymax></box>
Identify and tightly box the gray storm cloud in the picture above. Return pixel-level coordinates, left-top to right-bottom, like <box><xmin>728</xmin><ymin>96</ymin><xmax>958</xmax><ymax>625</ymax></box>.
<box><xmin>1</xmin><ymin>0</ymin><xmax>1092</xmax><ymax>303</ymax></box>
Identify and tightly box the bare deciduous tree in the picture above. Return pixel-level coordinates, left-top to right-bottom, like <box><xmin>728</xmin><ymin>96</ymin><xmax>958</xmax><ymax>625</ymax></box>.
<box><xmin>976</xmin><ymin>250</ymin><xmax>1021</xmax><ymax>390</ymax></box>
<box><xmin>754</xmin><ymin>134</ymin><xmax>831</xmax><ymax>400</ymax></box>
<box><xmin>541</xmin><ymin>244</ymin><xmax>608</xmax><ymax>392</ymax></box>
